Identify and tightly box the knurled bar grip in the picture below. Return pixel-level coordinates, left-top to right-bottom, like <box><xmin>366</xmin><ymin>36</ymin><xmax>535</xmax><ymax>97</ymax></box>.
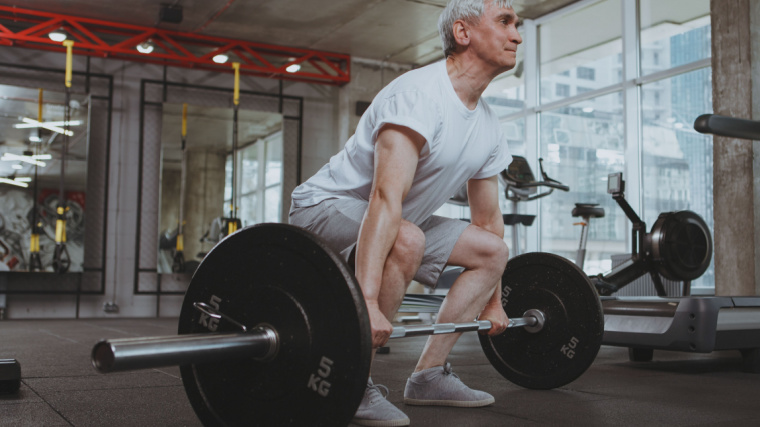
<box><xmin>92</xmin><ymin>311</ymin><xmax>544</xmax><ymax>374</ymax></box>
<box><xmin>390</xmin><ymin>315</ymin><xmax>537</xmax><ymax>338</ymax></box>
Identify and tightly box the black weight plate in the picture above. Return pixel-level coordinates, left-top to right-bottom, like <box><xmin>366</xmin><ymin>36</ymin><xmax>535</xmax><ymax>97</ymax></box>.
<box><xmin>649</xmin><ymin>211</ymin><xmax>712</xmax><ymax>281</ymax></box>
<box><xmin>178</xmin><ymin>223</ymin><xmax>372</xmax><ymax>427</ymax></box>
<box><xmin>479</xmin><ymin>252</ymin><xmax>603</xmax><ymax>390</ymax></box>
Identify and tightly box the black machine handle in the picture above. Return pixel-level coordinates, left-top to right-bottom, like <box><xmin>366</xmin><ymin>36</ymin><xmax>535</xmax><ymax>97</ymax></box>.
<box><xmin>537</xmin><ymin>158</ymin><xmax>571</xmax><ymax>192</ymax></box>
<box><xmin>504</xmin><ymin>158</ymin><xmax>570</xmax><ymax>202</ymax></box>
<box><xmin>694</xmin><ymin>114</ymin><xmax>760</xmax><ymax>141</ymax></box>
<box><xmin>513</xmin><ymin>180</ymin><xmax>570</xmax><ymax>192</ymax></box>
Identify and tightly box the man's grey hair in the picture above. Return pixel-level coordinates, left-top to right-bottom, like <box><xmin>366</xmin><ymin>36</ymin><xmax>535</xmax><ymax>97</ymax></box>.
<box><xmin>438</xmin><ymin>0</ymin><xmax>515</xmax><ymax>57</ymax></box>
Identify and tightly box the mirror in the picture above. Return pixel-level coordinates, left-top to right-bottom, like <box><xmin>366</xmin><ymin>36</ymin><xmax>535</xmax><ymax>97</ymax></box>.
<box><xmin>0</xmin><ymin>83</ymin><xmax>90</xmax><ymax>272</ymax></box>
<box><xmin>158</xmin><ymin>103</ymin><xmax>283</xmax><ymax>274</ymax></box>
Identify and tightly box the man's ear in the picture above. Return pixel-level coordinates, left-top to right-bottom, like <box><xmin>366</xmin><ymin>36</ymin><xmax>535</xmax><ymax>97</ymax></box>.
<box><xmin>452</xmin><ymin>20</ymin><xmax>471</xmax><ymax>48</ymax></box>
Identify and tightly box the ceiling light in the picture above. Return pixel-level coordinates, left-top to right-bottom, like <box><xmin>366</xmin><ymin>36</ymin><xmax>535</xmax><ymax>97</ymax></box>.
<box><xmin>0</xmin><ymin>177</ymin><xmax>28</xmax><ymax>188</ymax></box>
<box><xmin>136</xmin><ymin>40</ymin><xmax>155</xmax><ymax>54</ymax></box>
<box><xmin>1</xmin><ymin>153</ymin><xmax>46</xmax><ymax>167</ymax></box>
<box><xmin>29</xmin><ymin>135</ymin><xmax>42</xmax><ymax>143</ymax></box>
<box><xmin>213</xmin><ymin>53</ymin><xmax>229</xmax><ymax>64</ymax></box>
<box><xmin>33</xmin><ymin>154</ymin><xmax>52</xmax><ymax>160</ymax></box>
<box><xmin>12</xmin><ymin>164</ymin><xmax>23</xmax><ymax>170</ymax></box>
<box><xmin>14</xmin><ymin>118</ymin><xmax>74</xmax><ymax>136</ymax></box>
<box><xmin>15</xmin><ymin>119</ymin><xmax>82</xmax><ymax>129</ymax></box>
<box><xmin>582</xmin><ymin>107</ymin><xmax>594</xmax><ymax>113</ymax></box>
<box><xmin>286</xmin><ymin>63</ymin><xmax>301</xmax><ymax>73</ymax></box>
<box><xmin>14</xmin><ymin>177</ymin><xmax>32</xmax><ymax>182</ymax></box>
<box><xmin>48</xmin><ymin>28</ymin><xmax>67</xmax><ymax>42</ymax></box>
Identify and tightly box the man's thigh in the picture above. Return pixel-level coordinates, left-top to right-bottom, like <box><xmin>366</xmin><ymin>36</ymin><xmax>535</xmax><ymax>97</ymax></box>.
<box><xmin>414</xmin><ymin>216</ymin><xmax>470</xmax><ymax>288</ymax></box>
<box><xmin>289</xmin><ymin>198</ymin><xmax>366</xmax><ymax>263</ymax></box>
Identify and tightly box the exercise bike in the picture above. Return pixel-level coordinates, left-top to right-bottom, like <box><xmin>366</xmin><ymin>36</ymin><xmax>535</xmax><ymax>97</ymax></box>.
<box><xmin>502</xmin><ymin>155</ymin><xmax>570</xmax><ymax>256</ymax></box>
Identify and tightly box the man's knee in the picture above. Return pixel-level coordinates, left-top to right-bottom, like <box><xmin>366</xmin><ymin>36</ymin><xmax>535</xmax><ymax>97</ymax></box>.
<box><xmin>479</xmin><ymin>233</ymin><xmax>509</xmax><ymax>274</ymax></box>
<box><xmin>394</xmin><ymin>221</ymin><xmax>426</xmax><ymax>264</ymax></box>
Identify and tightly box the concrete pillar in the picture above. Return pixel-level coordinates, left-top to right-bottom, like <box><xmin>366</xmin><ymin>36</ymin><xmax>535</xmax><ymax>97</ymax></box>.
<box><xmin>710</xmin><ymin>0</ymin><xmax>757</xmax><ymax>295</ymax></box>
<box><xmin>752</xmin><ymin>0</ymin><xmax>760</xmax><ymax>294</ymax></box>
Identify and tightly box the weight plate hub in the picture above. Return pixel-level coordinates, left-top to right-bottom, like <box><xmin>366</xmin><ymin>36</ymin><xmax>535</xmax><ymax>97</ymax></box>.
<box><xmin>479</xmin><ymin>252</ymin><xmax>603</xmax><ymax>390</ymax></box>
<box><xmin>178</xmin><ymin>223</ymin><xmax>372</xmax><ymax>426</ymax></box>
<box><xmin>649</xmin><ymin>210</ymin><xmax>712</xmax><ymax>281</ymax></box>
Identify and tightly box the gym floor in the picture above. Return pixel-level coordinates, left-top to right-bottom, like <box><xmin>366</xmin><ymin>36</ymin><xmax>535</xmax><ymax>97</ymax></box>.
<box><xmin>2</xmin><ymin>317</ymin><xmax>759</xmax><ymax>427</ymax></box>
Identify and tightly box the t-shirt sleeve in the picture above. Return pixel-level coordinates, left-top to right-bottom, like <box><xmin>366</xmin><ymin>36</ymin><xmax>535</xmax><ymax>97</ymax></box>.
<box><xmin>370</xmin><ymin>91</ymin><xmax>441</xmax><ymax>147</ymax></box>
<box><xmin>472</xmin><ymin>131</ymin><xmax>513</xmax><ymax>180</ymax></box>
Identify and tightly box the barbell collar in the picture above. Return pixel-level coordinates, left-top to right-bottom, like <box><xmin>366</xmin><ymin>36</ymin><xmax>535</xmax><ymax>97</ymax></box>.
<box><xmin>193</xmin><ymin>302</ymin><xmax>248</xmax><ymax>332</ymax></box>
<box><xmin>92</xmin><ymin>328</ymin><xmax>277</xmax><ymax>374</ymax></box>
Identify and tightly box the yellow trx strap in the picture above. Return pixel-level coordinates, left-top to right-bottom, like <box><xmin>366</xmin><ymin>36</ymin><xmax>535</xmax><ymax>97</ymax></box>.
<box><xmin>55</xmin><ymin>207</ymin><xmax>67</xmax><ymax>244</ymax></box>
<box><xmin>232</xmin><ymin>62</ymin><xmax>240</xmax><ymax>106</ymax></box>
<box><xmin>63</xmin><ymin>40</ymin><xmax>74</xmax><ymax>88</ymax></box>
<box><xmin>30</xmin><ymin>233</ymin><xmax>40</xmax><ymax>253</ymax></box>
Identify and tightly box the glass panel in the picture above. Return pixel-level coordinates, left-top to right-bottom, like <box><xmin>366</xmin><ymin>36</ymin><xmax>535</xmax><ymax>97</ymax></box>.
<box><xmin>0</xmin><ymin>84</ymin><xmax>89</xmax><ymax>272</ymax></box>
<box><xmin>539</xmin><ymin>92</ymin><xmax>626</xmax><ymax>275</ymax></box>
<box><xmin>641</xmin><ymin>67</ymin><xmax>713</xmax><ymax>291</ymax></box>
<box><xmin>539</xmin><ymin>0</ymin><xmax>623</xmax><ymax>104</ymax></box>
<box><xmin>640</xmin><ymin>0</ymin><xmax>710</xmax><ymax>75</ymax></box>
<box><xmin>265</xmin><ymin>186</ymin><xmax>281</xmax><ymax>223</ymax></box>
<box><xmin>240</xmin><ymin>142</ymin><xmax>259</xmax><ymax>194</ymax></box>
<box><xmin>483</xmin><ymin>27</ymin><xmax>526</xmax><ymax>118</ymax></box>
<box><xmin>238</xmin><ymin>193</ymin><xmax>258</xmax><ymax>227</ymax></box>
<box><xmin>502</xmin><ymin>118</ymin><xmax>526</xmax><ymax>158</ymax></box>
<box><xmin>265</xmin><ymin>134</ymin><xmax>283</xmax><ymax>186</ymax></box>
<box><xmin>224</xmin><ymin>155</ymin><xmax>232</xmax><ymax>211</ymax></box>
<box><xmin>499</xmin><ymin>118</ymin><xmax>527</xmax><ymax>252</ymax></box>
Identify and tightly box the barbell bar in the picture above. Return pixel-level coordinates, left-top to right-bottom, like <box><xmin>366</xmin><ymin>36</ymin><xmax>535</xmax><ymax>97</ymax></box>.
<box><xmin>91</xmin><ymin>223</ymin><xmax>604</xmax><ymax>426</ymax></box>
<box><xmin>92</xmin><ymin>308</ymin><xmax>546</xmax><ymax>374</ymax></box>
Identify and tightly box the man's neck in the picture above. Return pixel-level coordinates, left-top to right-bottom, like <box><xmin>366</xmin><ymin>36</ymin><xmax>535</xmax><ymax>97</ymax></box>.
<box><xmin>445</xmin><ymin>55</ymin><xmax>498</xmax><ymax>110</ymax></box>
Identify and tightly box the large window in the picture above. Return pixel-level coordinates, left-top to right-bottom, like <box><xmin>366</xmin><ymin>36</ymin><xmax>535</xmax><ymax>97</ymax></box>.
<box><xmin>480</xmin><ymin>0</ymin><xmax>714</xmax><ymax>291</ymax></box>
<box><xmin>640</xmin><ymin>0</ymin><xmax>711</xmax><ymax>74</ymax></box>
<box><xmin>225</xmin><ymin>131</ymin><xmax>283</xmax><ymax>226</ymax></box>
<box><xmin>539</xmin><ymin>92</ymin><xmax>626</xmax><ymax>274</ymax></box>
<box><xmin>539</xmin><ymin>0</ymin><xmax>622</xmax><ymax>105</ymax></box>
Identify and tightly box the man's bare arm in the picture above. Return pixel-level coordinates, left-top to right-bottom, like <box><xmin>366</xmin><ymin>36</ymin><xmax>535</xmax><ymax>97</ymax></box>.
<box><xmin>356</xmin><ymin>124</ymin><xmax>425</xmax><ymax>347</ymax></box>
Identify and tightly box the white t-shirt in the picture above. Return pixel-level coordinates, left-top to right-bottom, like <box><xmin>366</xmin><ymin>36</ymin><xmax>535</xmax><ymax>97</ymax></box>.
<box><xmin>291</xmin><ymin>60</ymin><xmax>512</xmax><ymax>226</ymax></box>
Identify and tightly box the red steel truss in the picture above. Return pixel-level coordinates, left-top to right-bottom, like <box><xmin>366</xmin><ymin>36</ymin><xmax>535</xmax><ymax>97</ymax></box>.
<box><xmin>0</xmin><ymin>5</ymin><xmax>351</xmax><ymax>86</ymax></box>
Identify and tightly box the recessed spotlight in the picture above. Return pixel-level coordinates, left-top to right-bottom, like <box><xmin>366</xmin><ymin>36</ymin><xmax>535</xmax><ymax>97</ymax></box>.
<box><xmin>48</xmin><ymin>28</ymin><xmax>67</xmax><ymax>42</ymax></box>
<box><xmin>136</xmin><ymin>40</ymin><xmax>155</xmax><ymax>54</ymax></box>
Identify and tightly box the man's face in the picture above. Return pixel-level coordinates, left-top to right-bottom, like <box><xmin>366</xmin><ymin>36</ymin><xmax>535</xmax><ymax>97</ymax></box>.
<box><xmin>468</xmin><ymin>1</ymin><xmax>522</xmax><ymax>73</ymax></box>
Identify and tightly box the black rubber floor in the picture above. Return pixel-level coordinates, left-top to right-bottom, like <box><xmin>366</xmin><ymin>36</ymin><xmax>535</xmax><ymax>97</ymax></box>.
<box><xmin>2</xmin><ymin>318</ymin><xmax>759</xmax><ymax>426</ymax></box>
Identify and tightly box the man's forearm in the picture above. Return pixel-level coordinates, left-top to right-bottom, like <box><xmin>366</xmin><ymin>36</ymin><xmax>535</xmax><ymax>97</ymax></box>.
<box><xmin>355</xmin><ymin>196</ymin><xmax>402</xmax><ymax>302</ymax></box>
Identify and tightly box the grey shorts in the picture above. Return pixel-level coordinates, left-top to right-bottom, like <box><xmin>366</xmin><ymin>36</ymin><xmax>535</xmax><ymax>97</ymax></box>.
<box><xmin>288</xmin><ymin>198</ymin><xmax>469</xmax><ymax>288</ymax></box>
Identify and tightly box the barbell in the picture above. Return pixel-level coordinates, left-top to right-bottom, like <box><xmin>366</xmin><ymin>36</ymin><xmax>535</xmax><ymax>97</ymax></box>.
<box><xmin>91</xmin><ymin>223</ymin><xmax>604</xmax><ymax>426</ymax></box>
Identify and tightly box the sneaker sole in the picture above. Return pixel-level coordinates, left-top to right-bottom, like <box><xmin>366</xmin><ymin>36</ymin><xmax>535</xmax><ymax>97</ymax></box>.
<box><xmin>403</xmin><ymin>396</ymin><xmax>495</xmax><ymax>407</ymax></box>
<box><xmin>351</xmin><ymin>417</ymin><xmax>411</xmax><ymax>427</ymax></box>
